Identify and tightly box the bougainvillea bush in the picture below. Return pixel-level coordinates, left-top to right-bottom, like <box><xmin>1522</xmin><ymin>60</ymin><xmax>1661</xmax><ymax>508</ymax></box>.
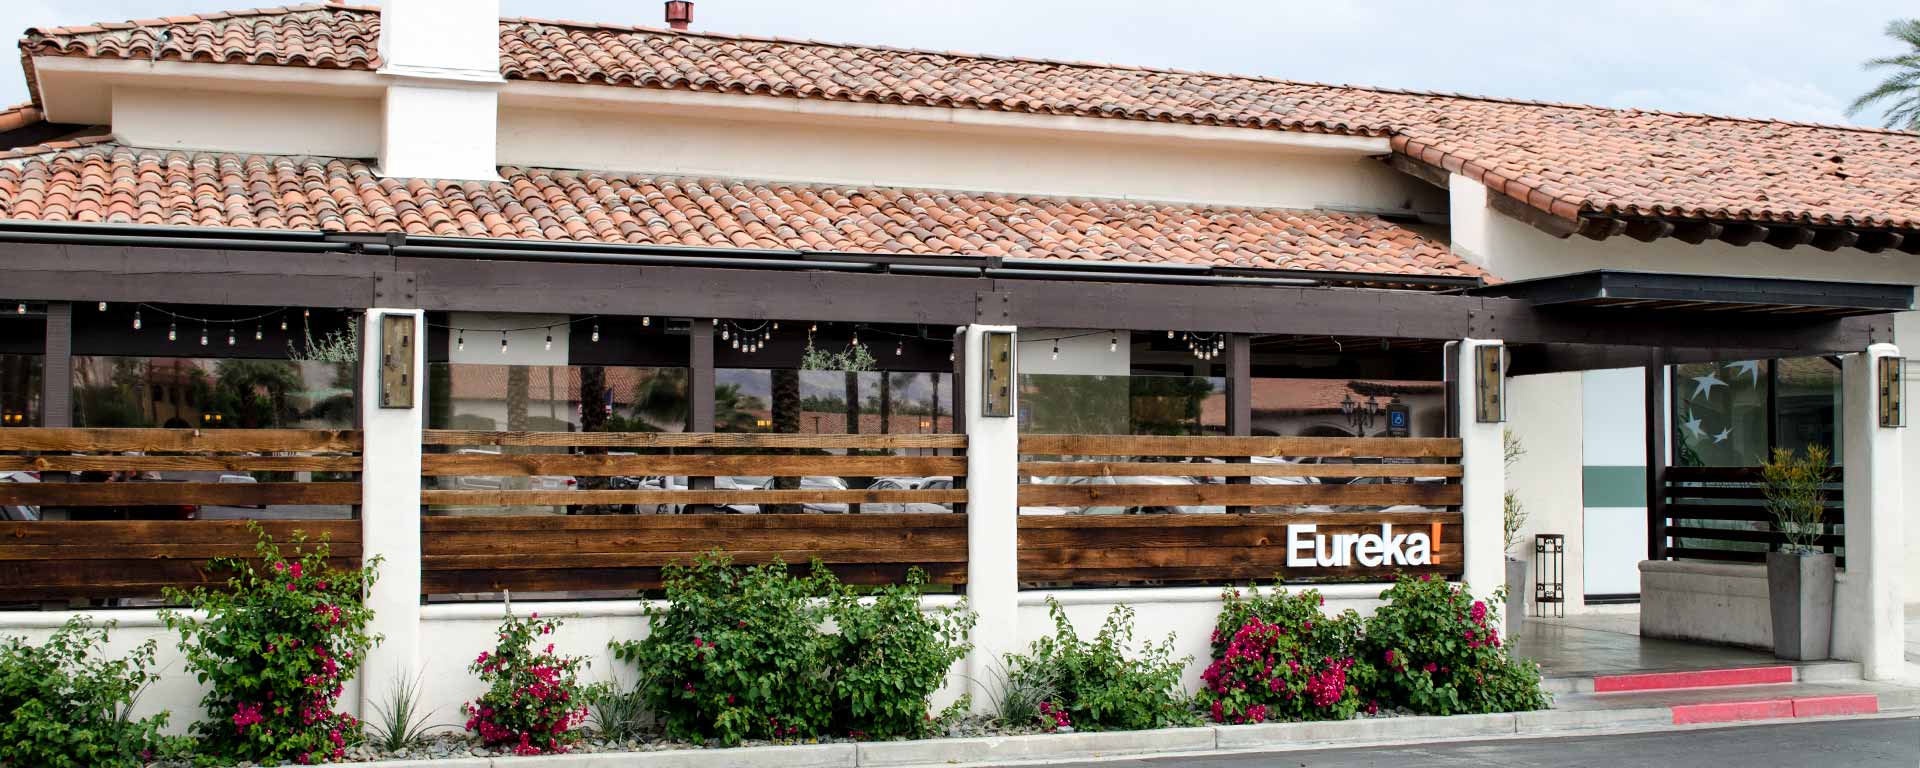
<box><xmin>612</xmin><ymin>552</ymin><xmax>975</xmax><ymax>746</ymax></box>
<box><xmin>1363</xmin><ymin>574</ymin><xmax>1549</xmax><ymax>716</ymax></box>
<box><xmin>1003</xmin><ymin>599</ymin><xmax>1195</xmax><ymax>732</ymax></box>
<box><xmin>163</xmin><ymin>526</ymin><xmax>380</xmax><ymax>765</ymax></box>
<box><xmin>0</xmin><ymin>618</ymin><xmax>182</xmax><ymax>768</ymax></box>
<box><xmin>465</xmin><ymin>611</ymin><xmax>592</xmax><ymax>755</ymax></box>
<box><xmin>1198</xmin><ymin>587</ymin><xmax>1376</xmax><ymax>724</ymax></box>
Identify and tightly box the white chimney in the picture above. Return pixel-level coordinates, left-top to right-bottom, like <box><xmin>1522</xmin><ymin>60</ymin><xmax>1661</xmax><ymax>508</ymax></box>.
<box><xmin>376</xmin><ymin>0</ymin><xmax>503</xmax><ymax>181</ymax></box>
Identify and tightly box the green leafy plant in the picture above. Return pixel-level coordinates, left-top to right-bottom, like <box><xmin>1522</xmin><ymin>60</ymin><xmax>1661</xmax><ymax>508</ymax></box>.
<box><xmin>0</xmin><ymin>618</ymin><xmax>181</xmax><ymax>768</ymax></box>
<box><xmin>611</xmin><ymin>552</ymin><xmax>976</xmax><ymax>746</ymax></box>
<box><xmin>163</xmin><ymin>526</ymin><xmax>380</xmax><ymax>765</ymax></box>
<box><xmin>464</xmin><ymin>610</ymin><xmax>592</xmax><ymax>755</ymax></box>
<box><xmin>585</xmin><ymin>673</ymin><xmax>652</xmax><ymax>741</ymax></box>
<box><xmin>1762</xmin><ymin>444</ymin><xmax>1835</xmax><ymax>554</ymax></box>
<box><xmin>824</xmin><ymin>571</ymin><xmax>973</xmax><ymax>739</ymax></box>
<box><xmin>290</xmin><ymin>321</ymin><xmax>359</xmax><ymax>364</ymax></box>
<box><xmin>1003</xmin><ymin>599</ymin><xmax>1195</xmax><ymax>732</ymax></box>
<box><xmin>801</xmin><ymin>339</ymin><xmax>876</xmax><ymax>372</ymax></box>
<box><xmin>1847</xmin><ymin>18</ymin><xmax>1920</xmax><ymax>131</ymax></box>
<box><xmin>366</xmin><ymin>669</ymin><xmax>443</xmax><ymax>753</ymax></box>
<box><xmin>985</xmin><ymin>658</ymin><xmax>1057</xmax><ymax>730</ymax></box>
<box><xmin>1363</xmin><ymin>574</ymin><xmax>1547</xmax><ymax>716</ymax></box>
<box><xmin>1503</xmin><ymin>428</ymin><xmax>1528</xmax><ymax>555</ymax></box>
<box><xmin>1199</xmin><ymin>586</ymin><xmax>1376</xmax><ymax>723</ymax></box>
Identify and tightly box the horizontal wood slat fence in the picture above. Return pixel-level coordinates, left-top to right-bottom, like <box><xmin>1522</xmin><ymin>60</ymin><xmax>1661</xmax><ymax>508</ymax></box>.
<box><xmin>0</xmin><ymin>520</ymin><xmax>361</xmax><ymax>602</ymax></box>
<box><xmin>0</xmin><ymin>428</ymin><xmax>364</xmax><ymax>602</ymax></box>
<box><xmin>1015</xmin><ymin>434</ymin><xmax>1462</xmax><ymax>585</ymax></box>
<box><xmin>418</xmin><ymin>431</ymin><xmax>968</xmax><ymax>593</ymax></box>
<box><xmin>1661</xmin><ymin>466</ymin><xmax>1844</xmax><ymax>564</ymax></box>
<box><xmin>421</xmin><ymin>514</ymin><xmax>967</xmax><ymax>594</ymax></box>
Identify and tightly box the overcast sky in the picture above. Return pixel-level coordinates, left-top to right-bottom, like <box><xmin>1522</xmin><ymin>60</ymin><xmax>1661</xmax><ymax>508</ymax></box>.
<box><xmin>4</xmin><ymin>1</ymin><xmax>1913</xmax><ymax>128</ymax></box>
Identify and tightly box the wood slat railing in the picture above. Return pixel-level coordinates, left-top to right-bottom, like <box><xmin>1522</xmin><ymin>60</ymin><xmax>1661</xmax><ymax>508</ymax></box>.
<box><xmin>0</xmin><ymin>519</ymin><xmax>361</xmax><ymax>602</ymax></box>
<box><xmin>421</xmin><ymin>514</ymin><xmax>966</xmax><ymax>594</ymax></box>
<box><xmin>1016</xmin><ymin>434</ymin><xmax>1462</xmax><ymax>511</ymax></box>
<box><xmin>1661</xmin><ymin>465</ymin><xmax>1844</xmax><ymax>565</ymax></box>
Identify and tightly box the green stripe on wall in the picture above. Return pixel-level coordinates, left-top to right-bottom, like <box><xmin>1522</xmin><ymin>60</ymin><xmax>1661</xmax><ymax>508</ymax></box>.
<box><xmin>1582</xmin><ymin>465</ymin><xmax>1647</xmax><ymax>508</ymax></box>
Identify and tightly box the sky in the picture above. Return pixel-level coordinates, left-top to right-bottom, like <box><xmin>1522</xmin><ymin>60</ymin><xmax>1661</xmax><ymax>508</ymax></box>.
<box><xmin>1</xmin><ymin>0</ymin><xmax>1913</xmax><ymax>128</ymax></box>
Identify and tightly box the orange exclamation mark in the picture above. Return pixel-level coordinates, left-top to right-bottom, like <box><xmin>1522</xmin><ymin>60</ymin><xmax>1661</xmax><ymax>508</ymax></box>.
<box><xmin>1431</xmin><ymin>522</ymin><xmax>1443</xmax><ymax>563</ymax></box>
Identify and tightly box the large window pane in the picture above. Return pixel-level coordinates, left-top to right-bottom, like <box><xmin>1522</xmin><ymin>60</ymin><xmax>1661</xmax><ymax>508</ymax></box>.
<box><xmin>1673</xmin><ymin>361</ymin><xmax>1768</xmax><ymax>467</ymax></box>
<box><xmin>0</xmin><ymin>354</ymin><xmax>41</xmax><ymax>427</ymax></box>
<box><xmin>1774</xmin><ymin>357</ymin><xmax>1842</xmax><ymax>463</ymax></box>
<box><xmin>1246</xmin><ymin>378</ymin><xmax>1445</xmax><ymax>438</ymax></box>
<box><xmin>72</xmin><ymin>356</ymin><xmax>354</xmax><ymax>429</ymax></box>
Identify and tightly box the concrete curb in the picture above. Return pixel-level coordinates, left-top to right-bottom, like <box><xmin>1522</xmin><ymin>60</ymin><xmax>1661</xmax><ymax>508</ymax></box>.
<box><xmin>352</xmin><ymin>702</ymin><xmax>1889</xmax><ymax>768</ymax></box>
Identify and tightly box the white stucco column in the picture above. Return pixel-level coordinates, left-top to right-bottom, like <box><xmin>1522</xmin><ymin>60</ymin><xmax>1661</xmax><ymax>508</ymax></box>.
<box><xmin>358</xmin><ymin>309</ymin><xmax>426</xmax><ymax>711</ymax></box>
<box><xmin>1456</xmin><ymin>339</ymin><xmax>1507</xmax><ymax>606</ymax></box>
<box><xmin>962</xmin><ymin>324</ymin><xmax>1019</xmax><ymax>712</ymax></box>
<box><xmin>376</xmin><ymin>0</ymin><xmax>503</xmax><ymax>181</ymax></box>
<box><xmin>1840</xmin><ymin>343</ymin><xmax>1904</xmax><ymax>680</ymax></box>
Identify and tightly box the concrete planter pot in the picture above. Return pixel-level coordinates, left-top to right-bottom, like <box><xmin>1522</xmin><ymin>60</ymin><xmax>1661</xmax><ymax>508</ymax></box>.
<box><xmin>1766</xmin><ymin>550</ymin><xmax>1836</xmax><ymax>660</ymax></box>
<box><xmin>1505</xmin><ymin>556</ymin><xmax>1529</xmax><ymax>637</ymax></box>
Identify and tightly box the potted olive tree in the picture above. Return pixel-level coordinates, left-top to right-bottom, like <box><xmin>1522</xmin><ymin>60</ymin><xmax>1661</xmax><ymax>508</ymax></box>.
<box><xmin>1761</xmin><ymin>445</ymin><xmax>1837</xmax><ymax>660</ymax></box>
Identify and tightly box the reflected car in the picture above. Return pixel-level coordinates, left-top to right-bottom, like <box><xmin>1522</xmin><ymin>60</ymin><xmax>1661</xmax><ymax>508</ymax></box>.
<box><xmin>862</xmin><ymin>477</ymin><xmax>951</xmax><ymax>514</ymax></box>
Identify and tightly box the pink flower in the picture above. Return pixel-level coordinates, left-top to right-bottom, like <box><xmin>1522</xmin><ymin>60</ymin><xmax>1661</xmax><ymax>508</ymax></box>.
<box><xmin>1424</xmin><ymin>662</ymin><xmax>1438</xmax><ymax>673</ymax></box>
<box><xmin>1470</xmin><ymin>601</ymin><xmax>1488</xmax><ymax>625</ymax></box>
<box><xmin>290</xmin><ymin>563</ymin><xmax>303</xmax><ymax>579</ymax></box>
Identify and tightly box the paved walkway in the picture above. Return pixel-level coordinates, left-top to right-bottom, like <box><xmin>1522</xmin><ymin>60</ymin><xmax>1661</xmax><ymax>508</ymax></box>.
<box><xmin>1511</xmin><ymin>610</ymin><xmax>1780</xmax><ymax>677</ymax></box>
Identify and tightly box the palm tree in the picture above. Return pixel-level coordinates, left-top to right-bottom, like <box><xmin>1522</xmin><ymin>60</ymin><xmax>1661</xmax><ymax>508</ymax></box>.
<box><xmin>1848</xmin><ymin>19</ymin><xmax>1920</xmax><ymax>131</ymax></box>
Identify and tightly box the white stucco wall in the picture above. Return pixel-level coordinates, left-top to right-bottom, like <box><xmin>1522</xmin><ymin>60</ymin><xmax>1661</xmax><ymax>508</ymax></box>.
<box><xmin>1505</xmin><ymin>372</ymin><xmax>1586</xmax><ymax>610</ymax></box>
<box><xmin>498</xmin><ymin>106</ymin><xmax>1439</xmax><ymax>212</ymax></box>
<box><xmin>110</xmin><ymin>86</ymin><xmax>382</xmax><ymax>158</ymax></box>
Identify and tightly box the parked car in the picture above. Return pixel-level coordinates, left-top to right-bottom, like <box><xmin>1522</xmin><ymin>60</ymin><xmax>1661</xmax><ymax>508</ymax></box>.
<box><xmin>1019</xmin><ymin>472</ymin><xmax>1224</xmax><ymax>515</ymax></box>
<box><xmin>862</xmin><ymin>477</ymin><xmax>951</xmax><ymax>514</ymax></box>
<box><xmin>0</xmin><ymin>471</ymin><xmax>40</xmax><ymax>521</ymax></box>
<box><xmin>753</xmin><ymin>475</ymin><xmax>847</xmax><ymax>514</ymax></box>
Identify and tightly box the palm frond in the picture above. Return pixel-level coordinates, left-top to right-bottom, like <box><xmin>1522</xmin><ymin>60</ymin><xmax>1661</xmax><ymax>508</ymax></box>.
<box><xmin>1849</xmin><ymin>18</ymin><xmax>1920</xmax><ymax>129</ymax></box>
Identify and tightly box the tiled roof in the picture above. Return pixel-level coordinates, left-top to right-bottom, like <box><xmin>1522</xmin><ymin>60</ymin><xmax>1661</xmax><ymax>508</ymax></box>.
<box><xmin>21</xmin><ymin>4</ymin><xmax>1920</xmax><ymax>235</ymax></box>
<box><xmin>0</xmin><ymin>102</ymin><xmax>43</xmax><ymax>133</ymax></box>
<box><xmin>0</xmin><ymin>142</ymin><xmax>1478</xmax><ymax>277</ymax></box>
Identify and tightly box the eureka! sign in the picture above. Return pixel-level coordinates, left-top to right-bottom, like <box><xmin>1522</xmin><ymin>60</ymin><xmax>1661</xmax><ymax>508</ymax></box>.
<box><xmin>1287</xmin><ymin>523</ymin><xmax>1436</xmax><ymax>568</ymax></box>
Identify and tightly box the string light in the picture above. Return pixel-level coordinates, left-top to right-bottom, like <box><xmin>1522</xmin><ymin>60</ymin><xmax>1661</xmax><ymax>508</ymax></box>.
<box><xmin>544</xmin><ymin>329</ymin><xmax>553</xmax><ymax>351</ymax></box>
<box><xmin>132</xmin><ymin>310</ymin><xmax>142</xmax><ymax>330</ymax></box>
<box><xmin>1051</xmin><ymin>340</ymin><xmax>1060</xmax><ymax>361</ymax></box>
<box><xmin>255</xmin><ymin>324</ymin><xmax>263</xmax><ymax>341</ymax></box>
<box><xmin>1109</xmin><ymin>333</ymin><xmax>1118</xmax><ymax>353</ymax></box>
<box><xmin>280</xmin><ymin>318</ymin><xmax>288</xmax><ymax>332</ymax></box>
<box><xmin>97</xmin><ymin>302</ymin><xmax>107</xmax><ymax>312</ymax></box>
<box><xmin>457</xmin><ymin>331</ymin><xmax>465</xmax><ymax>351</ymax></box>
<box><xmin>895</xmin><ymin>341</ymin><xmax>904</xmax><ymax>357</ymax></box>
<box><xmin>199</xmin><ymin>326</ymin><xmax>209</xmax><ymax>346</ymax></box>
<box><xmin>591</xmin><ymin>324</ymin><xmax>600</xmax><ymax>342</ymax></box>
<box><xmin>499</xmin><ymin>331</ymin><xmax>508</xmax><ymax>354</ymax></box>
<box><xmin>226</xmin><ymin>328</ymin><xmax>236</xmax><ymax>346</ymax></box>
<box><xmin>13</xmin><ymin>304</ymin><xmax>22</xmax><ymax>315</ymax></box>
<box><xmin>641</xmin><ymin>316</ymin><xmax>650</xmax><ymax>327</ymax></box>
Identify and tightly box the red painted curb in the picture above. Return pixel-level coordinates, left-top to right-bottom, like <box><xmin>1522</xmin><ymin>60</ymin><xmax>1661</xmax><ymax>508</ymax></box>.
<box><xmin>1595</xmin><ymin>666</ymin><xmax>1794</xmax><ymax>693</ymax></box>
<box><xmin>1791</xmin><ymin>694</ymin><xmax>1879</xmax><ymax>718</ymax></box>
<box><xmin>1671</xmin><ymin>699</ymin><xmax>1793</xmax><ymax>725</ymax></box>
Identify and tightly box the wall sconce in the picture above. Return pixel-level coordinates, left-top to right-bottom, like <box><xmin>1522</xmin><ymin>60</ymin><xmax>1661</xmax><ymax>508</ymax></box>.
<box><xmin>1474</xmin><ymin>344</ymin><xmax>1506</xmax><ymax>423</ymax></box>
<box><xmin>1878</xmin><ymin>355</ymin><xmax>1905</xmax><ymax>428</ymax></box>
<box><xmin>379</xmin><ymin>314</ymin><xmax>416</xmax><ymax>409</ymax></box>
<box><xmin>981</xmin><ymin>331</ymin><xmax>1015</xmax><ymax>418</ymax></box>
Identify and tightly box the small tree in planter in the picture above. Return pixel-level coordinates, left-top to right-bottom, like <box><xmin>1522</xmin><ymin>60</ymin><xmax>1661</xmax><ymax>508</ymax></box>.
<box><xmin>1501</xmin><ymin>429</ymin><xmax>1529</xmax><ymax>627</ymax></box>
<box><xmin>1761</xmin><ymin>444</ymin><xmax>1837</xmax><ymax>660</ymax></box>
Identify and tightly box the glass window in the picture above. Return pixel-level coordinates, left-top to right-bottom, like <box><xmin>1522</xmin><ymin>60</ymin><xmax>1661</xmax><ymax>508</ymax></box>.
<box><xmin>0</xmin><ymin>354</ymin><xmax>41</xmax><ymax>427</ymax></box>
<box><xmin>1016</xmin><ymin>374</ymin><xmax>1226</xmax><ymax>435</ymax></box>
<box><xmin>1673</xmin><ymin>361</ymin><xmax>1769</xmax><ymax>467</ymax></box>
<box><xmin>1246</xmin><ymin>378</ymin><xmax>1445</xmax><ymax>438</ymax></box>
<box><xmin>1774</xmin><ymin>357</ymin><xmax>1842</xmax><ymax>463</ymax></box>
<box><xmin>428</xmin><ymin>363</ymin><xmax>687</xmax><ymax>433</ymax></box>
<box><xmin>72</xmin><ymin>356</ymin><xmax>354</xmax><ymax>429</ymax></box>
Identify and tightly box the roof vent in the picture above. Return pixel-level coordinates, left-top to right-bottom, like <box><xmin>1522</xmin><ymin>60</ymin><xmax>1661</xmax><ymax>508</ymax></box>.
<box><xmin>665</xmin><ymin>1</ymin><xmax>694</xmax><ymax>30</ymax></box>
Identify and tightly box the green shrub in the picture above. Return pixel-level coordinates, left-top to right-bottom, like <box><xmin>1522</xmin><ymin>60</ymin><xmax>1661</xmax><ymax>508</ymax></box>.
<box><xmin>163</xmin><ymin>526</ymin><xmax>380</xmax><ymax>765</ymax></box>
<box><xmin>464</xmin><ymin>611</ymin><xmax>592</xmax><ymax>755</ymax></box>
<box><xmin>824</xmin><ymin>571</ymin><xmax>973</xmax><ymax>739</ymax></box>
<box><xmin>1363</xmin><ymin>574</ymin><xmax>1548</xmax><ymax>715</ymax></box>
<box><xmin>1004</xmin><ymin>599</ymin><xmax>1195</xmax><ymax>732</ymax></box>
<box><xmin>613</xmin><ymin>552</ymin><xmax>973</xmax><ymax>746</ymax></box>
<box><xmin>0</xmin><ymin>618</ymin><xmax>180</xmax><ymax>768</ymax></box>
<box><xmin>1198</xmin><ymin>586</ymin><xmax>1376</xmax><ymax>723</ymax></box>
<box><xmin>585</xmin><ymin>672</ymin><xmax>652</xmax><ymax>741</ymax></box>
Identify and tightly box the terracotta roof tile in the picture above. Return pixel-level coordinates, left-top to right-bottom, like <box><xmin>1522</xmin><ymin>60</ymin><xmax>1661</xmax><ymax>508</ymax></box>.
<box><xmin>0</xmin><ymin>142</ymin><xmax>1478</xmax><ymax>277</ymax></box>
<box><xmin>22</xmin><ymin>5</ymin><xmax>1920</xmax><ymax>234</ymax></box>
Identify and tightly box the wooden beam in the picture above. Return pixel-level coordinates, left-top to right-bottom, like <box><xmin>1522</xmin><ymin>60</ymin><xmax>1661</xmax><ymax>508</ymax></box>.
<box><xmin>1019</xmin><ymin>461</ymin><xmax>1461</xmax><ymax>478</ymax></box>
<box><xmin>1670</xmin><ymin>221</ymin><xmax>1723</xmax><ymax>245</ymax></box>
<box><xmin>1018</xmin><ymin>434</ymin><xmax>1461</xmax><ymax>458</ymax></box>
<box><xmin>1577</xmin><ymin>217</ymin><xmax>1628</xmax><ymax>241</ymax></box>
<box><xmin>1385</xmin><ymin>154</ymin><xmax>1452</xmax><ymax>190</ymax></box>
<box><xmin>1718</xmin><ymin>223</ymin><xmax>1769</xmax><ymax>246</ymax></box>
<box><xmin>1623</xmin><ymin>219</ymin><xmax>1676</xmax><ymax>243</ymax></box>
<box><xmin>422</xmin><ymin>430</ymin><xmax>966</xmax><ymax>449</ymax></box>
<box><xmin>41</xmin><ymin>302</ymin><xmax>70</xmax><ymax>428</ymax></box>
<box><xmin>1764</xmin><ymin>225</ymin><xmax>1816</xmax><ymax>250</ymax></box>
<box><xmin>1487</xmin><ymin>193</ymin><xmax>1580</xmax><ymax>239</ymax></box>
<box><xmin>1855</xmin><ymin>230</ymin><xmax>1903</xmax><ymax>254</ymax></box>
<box><xmin>1645</xmin><ymin>363</ymin><xmax>1668</xmax><ymax>561</ymax></box>
<box><xmin>1810</xmin><ymin>229</ymin><xmax>1861</xmax><ymax>252</ymax></box>
<box><xmin>1899</xmin><ymin>233</ymin><xmax>1920</xmax><ymax>255</ymax></box>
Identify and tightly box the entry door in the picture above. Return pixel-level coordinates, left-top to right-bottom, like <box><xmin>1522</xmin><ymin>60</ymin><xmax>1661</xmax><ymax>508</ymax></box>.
<box><xmin>1582</xmin><ymin>369</ymin><xmax>1647</xmax><ymax>599</ymax></box>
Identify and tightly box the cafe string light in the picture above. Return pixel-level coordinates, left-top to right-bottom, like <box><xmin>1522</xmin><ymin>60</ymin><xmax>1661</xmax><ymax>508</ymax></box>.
<box><xmin>719</xmin><ymin>319</ymin><xmax>774</xmax><ymax>354</ymax></box>
<box><xmin>432</xmin><ymin>315</ymin><xmax>607</xmax><ymax>354</ymax></box>
<box><xmin>127</xmin><ymin>304</ymin><xmax>303</xmax><ymax>345</ymax></box>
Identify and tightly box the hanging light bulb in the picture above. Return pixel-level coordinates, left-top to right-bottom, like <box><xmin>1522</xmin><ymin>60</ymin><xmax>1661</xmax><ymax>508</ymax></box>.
<box><xmin>13</xmin><ymin>303</ymin><xmax>23</xmax><ymax>315</ymax></box>
<box><xmin>199</xmin><ymin>326</ymin><xmax>209</xmax><ymax>346</ymax></box>
<box><xmin>1167</xmin><ymin>329</ymin><xmax>1174</xmax><ymax>339</ymax></box>
<box><xmin>133</xmin><ymin>310</ymin><xmax>143</xmax><ymax>330</ymax></box>
<box><xmin>591</xmin><ymin>323</ymin><xmax>600</xmax><ymax>343</ymax></box>
<box><xmin>809</xmin><ymin>323</ymin><xmax>818</xmax><ymax>334</ymax></box>
<box><xmin>457</xmin><ymin>331</ymin><xmax>466</xmax><ymax>352</ymax></box>
<box><xmin>642</xmin><ymin>316</ymin><xmax>651</xmax><ymax>327</ymax></box>
<box><xmin>544</xmin><ymin>330</ymin><xmax>553</xmax><ymax>351</ymax></box>
<box><xmin>895</xmin><ymin>341</ymin><xmax>903</xmax><ymax>357</ymax></box>
<box><xmin>226</xmin><ymin>328</ymin><xmax>236</xmax><ymax>346</ymax></box>
<box><xmin>1109</xmin><ymin>333</ymin><xmax>1118</xmax><ymax>353</ymax></box>
<box><xmin>721</xmin><ymin>327</ymin><xmax>730</xmax><ymax>341</ymax></box>
<box><xmin>1051</xmin><ymin>340</ymin><xmax>1060</xmax><ymax>361</ymax></box>
<box><xmin>168</xmin><ymin>322</ymin><xmax>177</xmax><ymax>342</ymax></box>
<box><xmin>772</xmin><ymin>322</ymin><xmax>780</xmax><ymax>330</ymax></box>
<box><xmin>97</xmin><ymin>302</ymin><xmax>108</xmax><ymax>312</ymax></box>
<box><xmin>255</xmin><ymin>324</ymin><xmax>263</xmax><ymax>341</ymax></box>
<box><xmin>500</xmin><ymin>331</ymin><xmax>508</xmax><ymax>354</ymax></box>
<box><xmin>732</xmin><ymin>337</ymin><xmax>741</xmax><ymax>350</ymax></box>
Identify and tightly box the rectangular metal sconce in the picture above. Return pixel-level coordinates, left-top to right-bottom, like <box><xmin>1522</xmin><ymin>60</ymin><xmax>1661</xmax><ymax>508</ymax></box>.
<box><xmin>1878</xmin><ymin>355</ymin><xmax>1905</xmax><ymax>428</ymax></box>
<box><xmin>1474</xmin><ymin>343</ymin><xmax>1505</xmax><ymax>423</ymax></box>
<box><xmin>981</xmin><ymin>330</ymin><xmax>1015</xmax><ymax>418</ymax></box>
<box><xmin>379</xmin><ymin>314</ymin><xmax>416</xmax><ymax>409</ymax></box>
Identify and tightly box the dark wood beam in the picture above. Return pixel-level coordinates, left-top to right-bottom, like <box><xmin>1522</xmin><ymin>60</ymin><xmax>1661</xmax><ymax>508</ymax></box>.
<box><xmin>1226</xmin><ymin>334</ymin><xmax>1251</xmax><ymax>436</ymax></box>
<box><xmin>1764</xmin><ymin>225</ymin><xmax>1816</xmax><ymax>250</ymax></box>
<box><xmin>1855</xmin><ymin>230</ymin><xmax>1903</xmax><ymax>254</ymax></box>
<box><xmin>1899</xmin><ymin>233</ymin><xmax>1920</xmax><ymax>255</ymax></box>
<box><xmin>1645</xmin><ymin>363</ymin><xmax>1669</xmax><ymax>561</ymax></box>
<box><xmin>1487</xmin><ymin>193</ymin><xmax>1579</xmax><ymax>239</ymax></box>
<box><xmin>41</xmin><ymin>302</ymin><xmax>71</xmax><ymax>428</ymax></box>
<box><xmin>1718</xmin><ymin>223</ymin><xmax>1769</xmax><ymax>247</ymax></box>
<box><xmin>1809</xmin><ymin>229</ymin><xmax>1860</xmax><ymax>252</ymax></box>
<box><xmin>1623</xmin><ymin>219</ymin><xmax>1676</xmax><ymax>243</ymax></box>
<box><xmin>1670</xmin><ymin>221</ymin><xmax>1723</xmax><ymax>245</ymax></box>
<box><xmin>1577</xmin><ymin>216</ymin><xmax>1628</xmax><ymax>241</ymax></box>
<box><xmin>1385</xmin><ymin>154</ymin><xmax>1451</xmax><ymax>190</ymax></box>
